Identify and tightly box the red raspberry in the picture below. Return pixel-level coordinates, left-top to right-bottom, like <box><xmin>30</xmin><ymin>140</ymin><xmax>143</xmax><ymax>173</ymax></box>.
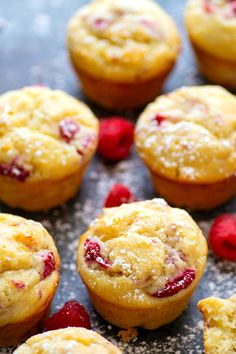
<box><xmin>44</xmin><ymin>300</ymin><xmax>91</xmax><ymax>331</ymax></box>
<box><xmin>209</xmin><ymin>214</ymin><xmax>236</xmax><ymax>261</ymax></box>
<box><xmin>153</xmin><ymin>113</ymin><xmax>166</xmax><ymax>126</ymax></box>
<box><xmin>84</xmin><ymin>239</ymin><xmax>111</xmax><ymax>269</ymax></box>
<box><xmin>93</xmin><ymin>18</ymin><xmax>110</xmax><ymax>30</ymax></box>
<box><xmin>104</xmin><ymin>184</ymin><xmax>135</xmax><ymax>208</ymax></box>
<box><xmin>230</xmin><ymin>1</ymin><xmax>236</xmax><ymax>15</ymax></box>
<box><xmin>42</xmin><ymin>252</ymin><xmax>56</xmax><ymax>279</ymax></box>
<box><xmin>98</xmin><ymin>117</ymin><xmax>134</xmax><ymax>161</ymax></box>
<box><xmin>204</xmin><ymin>0</ymin><xmax>213</xmax><ymax>13</ymax></box>
<box><xmin>151</xmin><ymin>269</ymin><xmax>196</xmax><ymax>298</ymax></box>
<box><xmin>59</xmin><ymin>119</ymin><xmax>79</xmax><ymax>143</ymax></box>
<box><xmin>0</xmin><ymin>161</ymin><xmax>30</xmax><ymax>182</ymax></box>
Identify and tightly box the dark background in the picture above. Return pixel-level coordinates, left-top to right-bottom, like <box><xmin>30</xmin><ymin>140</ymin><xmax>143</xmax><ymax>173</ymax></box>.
<box><xmin>0</xmin><ymin>1</ymin><xmax>235</xmax><ymax>353</ymax></box>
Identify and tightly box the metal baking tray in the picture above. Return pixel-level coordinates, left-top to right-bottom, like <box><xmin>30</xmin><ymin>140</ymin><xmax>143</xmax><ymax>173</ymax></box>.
<box><xmin>0</xmin><ymin>0</ymin><xmax>235</xmax><ymax>353</ymax></box>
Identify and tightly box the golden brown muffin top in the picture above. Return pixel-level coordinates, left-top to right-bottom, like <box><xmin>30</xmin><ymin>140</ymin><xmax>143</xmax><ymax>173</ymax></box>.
<box><xmin>198</xmin><ymin>294</ymin><xmax>236</xmax><ymax>354</ymax></box>
<box><xmin>135</xmin><ymin>85</ymin><xmax>236</xmax><ymax>183</ymax></box>
<box><xmin>0</xmin><ymin>213</ymin><xmax>59</xmax><ymax>327</ymax></box>
<box><xmin>67</xmin><ymin>0</ymin><xmax>180</xmax><ymax>82</ymax></box>
<box><xmin>13</xmin><ymin>328</ymin><xmax>122</xmax><ymax>354</ymax></box>
<box><xmin>0</xmin><ymin>86</ymin><xmax>98</xmax><ymax>183</ymax></box>
<box><xmin>78</xmin><ymin>199</ymin><xmax>207</xmax><ymax>307</ymax></box>
<box><xmin>185</xmin><ymin>0</ymin><xmax>236</xmax><ymax>61</ymax></box>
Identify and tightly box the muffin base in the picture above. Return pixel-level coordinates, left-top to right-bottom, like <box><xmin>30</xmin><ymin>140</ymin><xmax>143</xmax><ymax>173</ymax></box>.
<box><xmin>87</xmin><ymin>285</ymin><xmax>197</xmax><ymax>329</ymax></box>
<box><xmin>70</xmin><ymin>55</ymin><xmax>176</xmax><ymax>110</ymax></box>
<box><xmin>191</xmin><ymin>41</ymin><xmax>236</xmax><ymax>90</ymax></box>
<box><xmin>0</xmin><ymin>163</ymin><xmax>89</xmax><ymax>212</ymax></box>
<box><xmin>150</xmin><ymin>170</ymin><xmax>236</xmax><ymax>210</ymax></box>
<box><xmin>0</xmin><ymin>287</ymin><xmax>56</xmax><ymax>346</ymax></box>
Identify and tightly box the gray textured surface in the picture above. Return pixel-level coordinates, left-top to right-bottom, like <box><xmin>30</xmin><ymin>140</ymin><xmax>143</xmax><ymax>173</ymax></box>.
<box><xmin>0</xmin><ymin>0</ymin><xmax>235</xmax><ymax>353</ymax></box>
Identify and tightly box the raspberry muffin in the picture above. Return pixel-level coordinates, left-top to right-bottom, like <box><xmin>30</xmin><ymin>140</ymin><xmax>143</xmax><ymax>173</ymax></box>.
<box><xmin>13</xmin><ymin>328</ymin><xmax>122</xmax><ymax>354</ymax></box>
<box><xmin>0</xmin><ymin>213</ymin><xmax>60</xmax><ymax>346</ymax></box>
<box><xmin>135</xmin><ymin>85</ymin><xmax>236</xmax><ymax>210</ymax></box>
<box><xmin>77</xmin><ymin>199</ymin><xmax>207</xmax><ymax>329</ymax></box>
<box><xmin>67</xmin><ymin>0</ymin><xmax>181</xmax><ymax>109</ymax></box>
<box><xmin>0</xmin><ymin>86</ymin><xmax>98</xmax><ymax>211</ymax></box>
<box><xmin>185</xmin><ymin>0</ymin><xmax>236</xmax><ymax>89</ymax></box>
<box><xmin>198</xmin><ymin>294</ymin><xmax>236</xmax><ymax>354</ymax></box>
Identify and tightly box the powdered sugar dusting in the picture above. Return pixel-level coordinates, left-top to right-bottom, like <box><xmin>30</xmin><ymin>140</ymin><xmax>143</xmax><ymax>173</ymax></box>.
<box><xmin>0</xmin><ymin>0</ymin><xmax>235</xmax><ymax>353</ymax></box>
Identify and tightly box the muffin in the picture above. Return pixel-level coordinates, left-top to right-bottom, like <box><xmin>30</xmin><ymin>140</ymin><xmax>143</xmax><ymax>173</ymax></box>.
<box><xmin>185</xmin><ymin>0</ymin><xmax>236</xmax><ymax>89</ymax></box>
<box><xmin>13</xmin><ymin>328</ymin><xmax>122</xmax><ymax>354</ymax></box>
<box><xmin>135</xmin><ymin>85</ymin><xmax>236</xmax><ymax>210</ymax></box>
<box><xmin>198</xmin><ymin>294</ymin><xmax>236</xmax><ymax>354</ymax></box>
<box><xmin>0</xmin><ymin>86</ymin><xmax>98</xmax><ymax>211</ymax></box>
<box><xmin>77</xmin><ymin>199</ymin><xmax>207</xmax><ymax>329</ymax></box>
<box><xmin>0</xmin><ymin>213</ymin><xmax>60</xmax><ymax>346</ymax></box>
<box><xmin>67</xmin><ymin>0</ymin><xmax>181</xmax><ymax>109</ymax></box>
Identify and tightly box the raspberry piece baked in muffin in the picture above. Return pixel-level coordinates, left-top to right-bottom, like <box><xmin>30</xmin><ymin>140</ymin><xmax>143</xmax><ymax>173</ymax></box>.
<box><xmin>13</xmin><ymin>328</ymin><xmax>122</xmax><ymax>354</ymax></box>
<box><xmin>0</xmin><ymin>213</ymin><xmax>60</xmax><ymax>346</ymax></box>
<box><xmin>0</xmin><ymin>86</ymin><xmax>98</xmax><ymax>211</ymax></box>
<box><xmin>185</xmin><ymin>0</ymin><xmax>236</xmax><ymax>89</ymax></box>
<box><xmin>135</xmin><ymin>85</ymin><xmax>236</xmax><ymax>210</ymax></box>
<box><xmin>67</xmin><ymin>0</ymin><xmax>181</xmax><ymax>109</ymax></box>
<box><xmin>198</xmin><ymin>294</ymin><xmax>236</xmax><ymax>354</ymax></box>
<box><xmin>77</xmin><ymin>199</ymin><xmax>207</xmax><ymax>329</ymax></box>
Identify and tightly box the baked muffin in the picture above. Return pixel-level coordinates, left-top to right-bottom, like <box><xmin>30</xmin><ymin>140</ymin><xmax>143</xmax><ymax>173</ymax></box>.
<box><xmin>185</xmin><ymin>0</ymin><xmax>236</xmax><ymax>89</ymax></box>
<box><xmin>0</xmin><ymin>213</ymin><xmax>60</xmax><ymax>346</ymax></box>
<box><xmin>135</xmin><ymin>85</ymin><xmax>236</xmax><ymax>210</ymax></box>
<box><xmin>0</xmin><ymin>86</ymin><xmax>98</xmax><ymax>211</ymax></box>
<box><xmin>13</xmin><ymin>328</ymin><xmax>122</xmax><ymax>354</ymax></box>
<box><xmin>198</xmin><ymin>294</ymin><xmax>236</xmax><ymax>354</ymax></box>
<box><xmin>67</xmin><ymin>0</ymin><xmax>181</xmax><ymax>109</ymax></box>
<box><xmin>77</xmin><ymin>199</ymin><xmax>207</xmax><ymax>329</ymax></box>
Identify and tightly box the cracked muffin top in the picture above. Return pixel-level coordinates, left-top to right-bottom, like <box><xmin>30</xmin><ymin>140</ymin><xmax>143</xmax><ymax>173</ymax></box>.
<box><xmin>77</xmin><ymin>199</ymin><xmax>207</xmax><ymax>307</ymax></box>
<box><xmin>135</xmin><ymin>86</ymin><xmax>236</xmax><ymax>183</ymax></box>
<box><xmin>13</xmin><ymin>328</ymin><xmax>122</xmax><ymax>354</ymax></box>
<box><xmin>185</xmin><ymin>0</ymin><xmax>236</xmax><ymax>61</ymax></box>
<box><xmin>0</xmin><ymin>213</ymin><xmax>59</xmax><ymax>327</ymax></box>
<box><xmin>67</xmin><ymin>0</ymin><xmax>180</xmax><ymax>82</ymax></box>
<box><xmin>0</xmin><ymin>86</ymin><xmax>98</xmax><ymax>183</ymax></box>
<box><xmin>198</xmin><ymin>294</ymin><xmax>236</xmax><ymax>354</ymax></box>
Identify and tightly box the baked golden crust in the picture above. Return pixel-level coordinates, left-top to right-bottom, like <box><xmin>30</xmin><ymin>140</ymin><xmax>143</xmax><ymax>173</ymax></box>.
<box><xmin>185</xmin><ymin>0</ymin><xmax>236</xmax><ymax>62</ymax></box>
<box><xmin>0</xmin><ymin>213</ymin><xmax>60</xmax><ymax>346</ymax></box>
<box><xmin>77</xmin><ymin>199</ymin><xmax>207</xmax><ymax>328</ymax></box>
<box><xmin>0</xmin><ymin>86</ymin><xmax>98</xmax><ymax>210</ymax></box>
<box><xmin>13</xmin><ymin>328</ymin><xmax>122</xmax><ymax>354</ymax></box>
<box><xmin>135</xmin><ymin>86</ymin><xmax>236</xmax><ymax>184</ymax></box>
<box><xmin>67</xmin><ymin>0</ymin><xmax>180</xmax><ymax>83</ymax></box>
<box><xmin>198</xmin><ymin>294</ymin><xmax>236</xmax><ymax>354</ymax></box>
<box><xmin>0</xmin><ymin>86</ymin><xmax>98</xmax><ymax>181</ymax></box>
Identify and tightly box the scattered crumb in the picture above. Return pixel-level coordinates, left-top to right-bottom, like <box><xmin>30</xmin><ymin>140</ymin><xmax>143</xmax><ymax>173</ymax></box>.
<box><xmin>118</xmin><ymin>328</ymin><xmax>138</xmax><ymax>343</ymax></box>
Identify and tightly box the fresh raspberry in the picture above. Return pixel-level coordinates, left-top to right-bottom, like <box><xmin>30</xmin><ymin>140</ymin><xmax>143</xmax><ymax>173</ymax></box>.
<box><xmin>151</xmin><ymin>269</ymin><xmax>196</xmax><ymax>298</ymax></box>
<box><xmin>204</xmin><ymin>0</ymin><xmax>213</xmax><ymax>13</ymax></box>
<box><xmin>209</xmin><ymin>214</ymin><xmax>236</xmax><ymax>261</ymax></box>
<box><xmin>12</xmin><ymin>281</ymin><xmax>25</xmax><ymax>289</ymax></box>
<box><xmin>84</xmin><ymin>239</ymin><xmax>111</xmax><ymax>269</ymax></box>
<box><xmin>153</xmin><ymin>113</ymin><xmax>166</xmax><ymax>126</ymax></box>
<box><xmin>41</xmin><ymin>252</ymin><xmax>56</xmax><ymax>279</ymax></box>
<box><xmin>59</xmin><ymin>119</ymin><xmax>79</xmax><ymax>143</ymax></box>
<box><xmin>104</xmin><ymin>184</ymin><xmax>135</xmax><ymax>208</ymax></box>
<box><xmin>230</xmin><ymin>1</ymin><xmax>236</xmax><ymax>15</ymax></box>
<box><xmin>44</xmin><ymin>300</ymin><xmax>91</xmax><ymax>331</ymax></box>
<box><xmin>0</xmin><ymin>161</ymin><xmax>30</xmax><ymax>182</ymax></box>
<box><xmin>93</xmin><ymin>18</ymin><xmax>110</xmax><ymax>30</ymax></box>
<box><xmin>98</xmin><ymin>117</ymin><xmax>134</xmax><ymax>161</ymax></box>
